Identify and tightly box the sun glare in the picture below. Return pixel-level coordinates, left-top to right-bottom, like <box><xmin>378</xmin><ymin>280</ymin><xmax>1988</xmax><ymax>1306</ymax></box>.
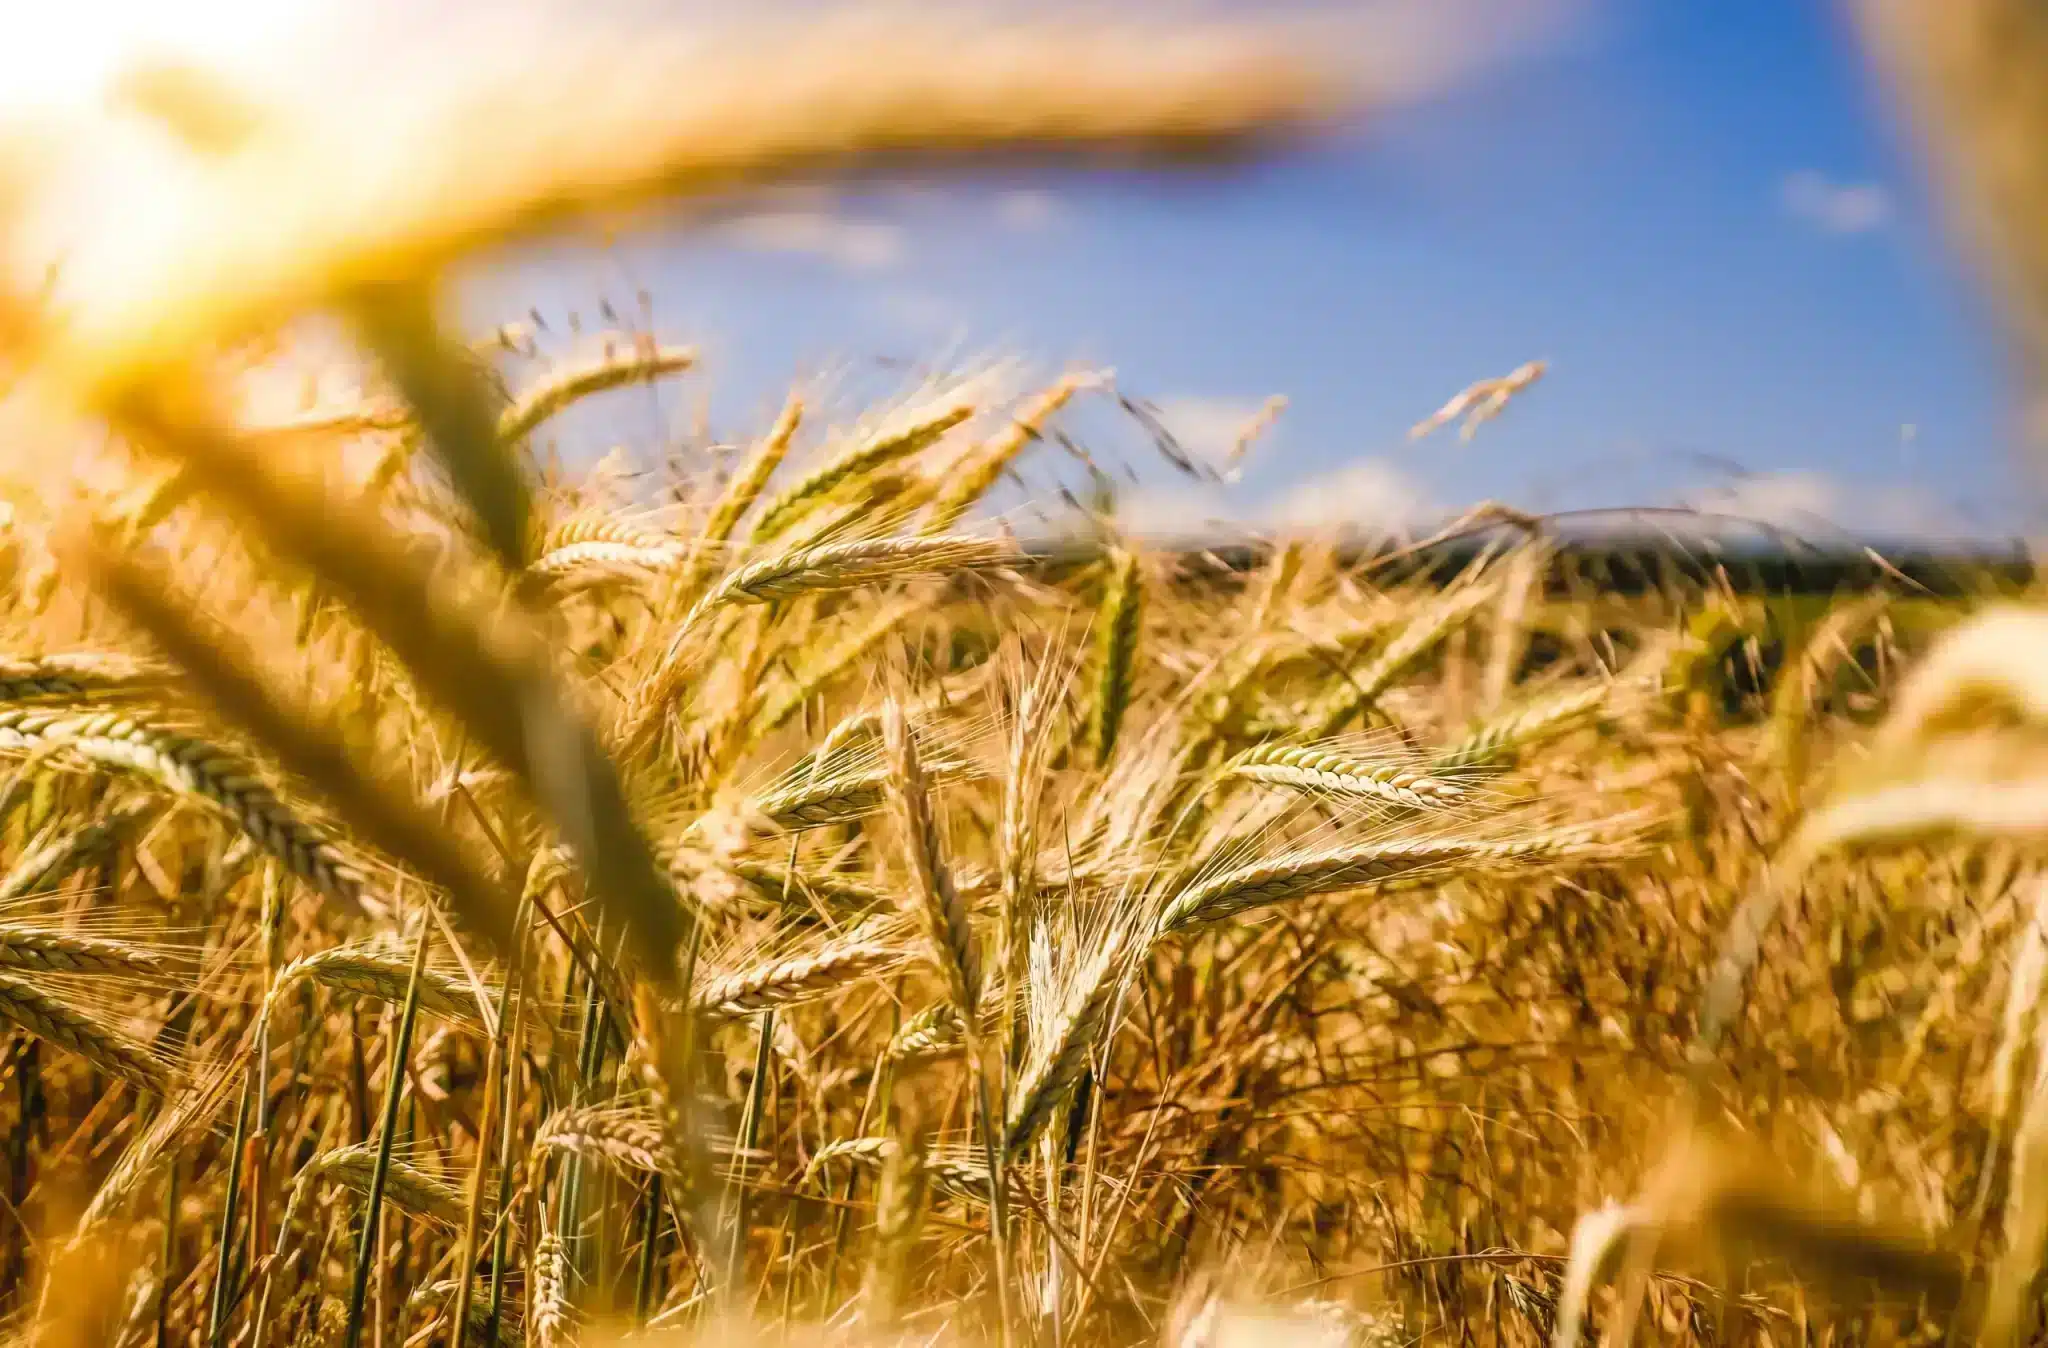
<box><xmin>0</xmin><ymin>0</ymin><xmax>331</xmax><ymax>116</ymax></box>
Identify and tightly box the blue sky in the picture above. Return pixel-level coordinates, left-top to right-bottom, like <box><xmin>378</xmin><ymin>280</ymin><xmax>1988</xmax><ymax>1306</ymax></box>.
<box><xmin>456</xmin><ymin>0</ymin><xmax>2032</xmax><ymax>542</ymax></box>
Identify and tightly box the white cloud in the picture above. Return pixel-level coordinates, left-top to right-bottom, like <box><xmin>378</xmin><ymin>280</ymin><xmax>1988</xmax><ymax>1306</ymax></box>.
<box><xmin>1117</xmin><ymin>481</ymin><xmax>1241</xmax><ymax>541</ymax></box>
<box><xmin>1681</xmin><ymin>470</ymin><xmax>1971</xmax><ymax>540</ymax></box>
<box><xmin>716</xmin><ymin>209</ymin><xmax>905</xmax><ymax>270</ymax></box>
<box><xmin>1687</xmin><ymin>471</ymin><xmax>1840</xmax><ymax>528</ymax></box>
<box><xmin>1781</xmin><ymin>171</ymin><xmax>1891</xmax><ymax>235</ymax></box>
<box><xmin>1147</xmin><ymin>394</ymin><xmax>1285</xmax><ymax>476</ymax></box>
<box><xmin>994</xmin><ymin>189</ymin><xmax>1063</xmax><ymax>233</ymax></box>
<box><xmin>1262</xmin><ymin>459</ymin><xmax>1435</xmax><ymax>535</ymax></box>
<box><xmin>1120</xmin><ymin>458</ymin><xmax>1433</xmax><ymax>540</ymax></box>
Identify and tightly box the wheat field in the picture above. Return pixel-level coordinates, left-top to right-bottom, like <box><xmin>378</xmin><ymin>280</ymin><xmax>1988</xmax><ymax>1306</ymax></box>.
<box><xmin>1</xmin><ymin>3</ymin><xmax>2048</xmax><ymax>1347</ymax></box>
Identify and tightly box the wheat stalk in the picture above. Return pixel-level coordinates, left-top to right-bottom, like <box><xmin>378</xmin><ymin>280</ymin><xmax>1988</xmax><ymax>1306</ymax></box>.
<box><xmin>888</xmin><ymin>1002</ymin><xmax>969</xmax><ymax>1063</ymax></box>
<box><xmin>925</xmin><ymin>373</ymin><xmax>1094</xmax><ymax>532</ymax></box>
<box><xmin>532</xmin><ymin>1105</ymin><xmax>675</xmax><ymax>1179</ymax></box>
<box><xmin>691</xmin><ymin>923</ymin><xmax>903</xmax><ymax>1017</ymax></box>
<box><xmin>296</xmin><ymin>1141</ymin><xmax>468</xmax><ymax>1229</ymax></box>
<box><xmin>0</xmin><ymin>923</ymin><xmax>178</xmax><ymax>978</ymax></box>
<box><xmin>1005</xmin><ymin>931</ymin><xmax>1132</xmax><ymax>1157</ymax></box>
<box><xmin>0</xmin><ymin>706</ymin><xmax>374</xmax><ymax>919</ymax></box>
<box><xmin>0</xmin><ymin>800</ymin><xmax>155</xmax><ymax>901</ymax></box>
<box><xmin>808</xmin><ymin>1135</ymin><xmax>992</xmax><ymax>1203</ymax></box>
<box><xmin>0</xmin><ymin>971</ymin><xmax>170</xmax><ymax>1093</ymax></box>
<box><xmin>0</xmin><ymin>653</ymin><xmax>168</xmax><ymax>704</ymax></box>
<box><xmin>1435</xmin><ymin>679</ymin><xmax>1618</xmax><ymax>772</ymax></box>
<box><xmin>532</xmin><ymin>1229</ymin><xmax>573</xmax><ymax>1348</ymax></box>
<box><xmin>881</xmin><ymin>700</ymin><xmax>981</xmax><ymax>1025</ymax></box>
<box><xmin>1226</xmin><ymin>742</ymin><xmax>1463</xmax><ymax>810</ymax></box>
<box><xmin>526</xmin><ymin>518</ymin><xmax>686</xmax><ymax>591</ymax></box>
<box><xmin>1090</xmin><ymin>549</ymin><xmax>1143</xmax><ymax>765</ymax></box>
<box><xmin>1307</xmin><ymin>584</ymin><xmax>1494</xmax><ymax>738</ymax></box>
<box><xmin>751</xmin><ymin>396</ymin><xmax>975</xmax><ymax>540</ymax></box>
<box><xmin>746</xmin><ymin>748</ymin><xmax>969</xmax><ymax>832</ymax></box>
<box><xmin>706</xmin><ymin>535</ymin><xmax>1019</xmax><ymax>608</ymax></box>
<box><xmin>497</xmin><ymin>342</ymin><xmax>696</xmax><ymax>444</ymax></box>
<box><xmin>748</xmin><ymin>598</ymin><xmax>922</xmax><ymax>738</ymax></box>
<box><xmin>267</xmin><ymin>944</ymin><xmax>493</xmax><ymax>1029</ymax></box>
<box><xmin>1158</xmin><ymin>824</ymin><xmax>1639</xmax><ymax>936</ymax></box>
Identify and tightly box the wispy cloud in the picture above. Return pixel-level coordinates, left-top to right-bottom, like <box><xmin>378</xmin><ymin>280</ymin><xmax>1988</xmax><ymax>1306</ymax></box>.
<box><xmin>1147</xmin><ymin>394</ymin><xmax>1287</xmax><ymax>477</ymax></box>
<box><xmin>993</xmin><ymin>189</ymin><xmax>1063</xmax><ymax>233</ymax></box>
<box><xmin>715</xmin><ymin>209</ymin><xmax>905</xmax><ymax>270</ymax></box>
<box><xmin>1781</xmin><ymin>170</ymin><xmax>1891</xmax><ymax>235</ymax></box>
<box><xmin>1117</xmin><ymin>481</ymin><xmax>1240</xmax><ymax>540</ymax></box>
<box><xmin>1116</xmin><ymin>456</ymin><xmax>1435</xmax><ymax>542</ymax></box>
<box><xmin>1263</xmin><ymin>459</ymin><xmax>1434</xmax><ymax>535</ymax></box>
<box><xmin>1681</xmin><ymin>470</ymin><xmax>1971</xmax><ymax>539</ymax></box>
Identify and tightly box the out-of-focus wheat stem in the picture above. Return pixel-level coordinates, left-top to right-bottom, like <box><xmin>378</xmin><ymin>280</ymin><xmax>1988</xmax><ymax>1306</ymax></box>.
<box><xmin>341</xmin><ymin>912</ymin><xmax>432</xmax><ymax>1348</ymax></box>
<box><xmin>1854</xmin><ymin>0</ymin><xmax>2048</xmax><ymax>429</ymax></box>
<box><xmin>84</xmin><ymin>538</ymin><xmax>516</xmax><ymax>952</ymax></box>
<box><xmin>106</xmin><ymin>386</ymin><xmax>688</xmax><ymax>989</ymax></box>
<box><xmin>38</xmin><ymin>18</ymin><xmax>1345</xmax><ymax>398</ymax></box>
